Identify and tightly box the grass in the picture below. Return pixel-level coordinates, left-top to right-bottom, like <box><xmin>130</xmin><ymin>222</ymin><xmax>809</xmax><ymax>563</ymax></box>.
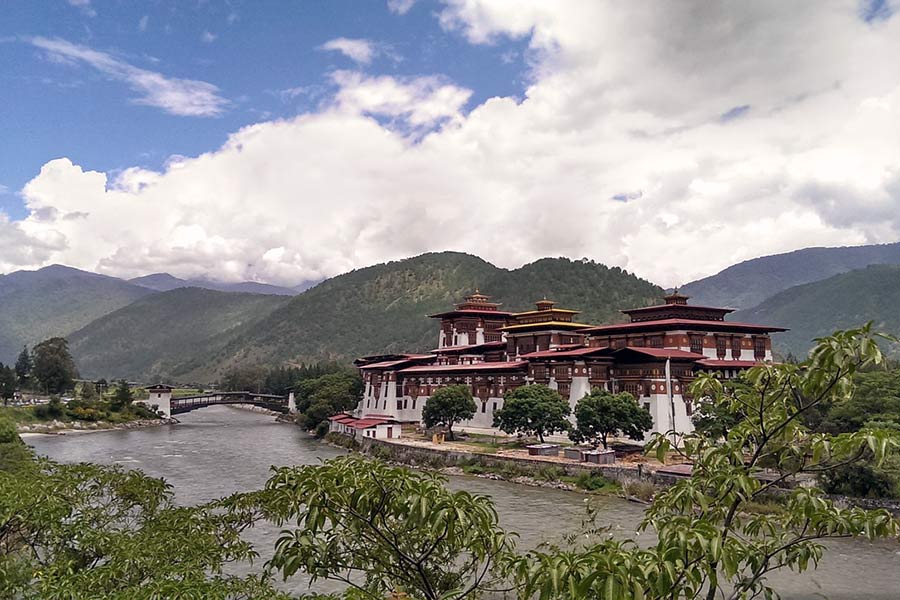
<box><xmin>0</xmin><ymin>406</ymin><xmax>45</xmax><ymax>425</ymax></box>
<box><xmin>622</xmin><ymin>480</ymin><xmax>657</xmax><ymax>501</ymax></box>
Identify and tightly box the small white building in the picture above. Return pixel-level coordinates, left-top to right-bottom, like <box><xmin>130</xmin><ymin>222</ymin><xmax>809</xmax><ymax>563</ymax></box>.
<box><xmin>328</xmin><ymin>413</ymin><xmax>401</xmax><ymax>440</ymax></box>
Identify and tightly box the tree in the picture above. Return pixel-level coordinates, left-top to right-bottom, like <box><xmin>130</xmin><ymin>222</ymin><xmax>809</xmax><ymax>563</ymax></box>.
<box><xmin>110</xmin><ymin>379</ymin><xmax>133</xmax><ymax>411</ymax></box>
<box><xmin>569</xmin><ymin>389</ymin><xmax>653</xmax><ymax>449</ymax></box>
<box><xmin>493</xmin><ymin>384</ymin><xmax>571</xmax><ymax>443</ymax></box>
<box><xmin>31</xmin><ymin>337</ymin><xmax>78</xmax><ymax>395</ymax></box>
<box><xmin>259</xmin><ymin>456</ymin><xmax>515</xmax><ymax>600</ymax></box>
<box><xmin>0</xmin><ymin>364</ymin><xmax>17</xmax><ymax>406</ymax></box>
<box><xmin>15</xmin><ymin>346</ymin><xmax>31</xmax><ymax>387</ymax></box>
<box><xmin>690</xmin><ymin>392</ymin><xmax>745</xmax><ymax>439</ymax></box>
<box><xmin>293</xmin><ymin>370</ymin><xmax>363</xmax><ymax>433</ymax></box>
<box><xmin>80</xmin><ymin>381</ymin><xmax>97</xmax><ymax>402</ymax></box>
<box><xmin>515</xmin><ymin>325</ymin><xmax>900</xmax><ymax>600</ymax></box>
<box><xmin>0</xmin><ymin>457</ymin><xmax>287</xmax><ymax>599</ymax></box>
<box><xmin>422</xmin><ymin>384</ymin><xmax>476</xmax><ymax>440</ymax></box>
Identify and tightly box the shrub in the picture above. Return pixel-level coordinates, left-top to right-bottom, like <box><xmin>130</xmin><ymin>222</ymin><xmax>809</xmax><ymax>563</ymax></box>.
<box><xmin>622</xmin><ymin>480</ymin><xmax>657</xmax><ymax>501</ymax></box>
<box><xmin>575</xmin><ymin>471</ymin><xmax>615</xmax><ymax>491</ymax></box>
<box><xmin>0</xmin><ymin>417</ymin><xmax>17</xmax><ymax>444</ymax></box>
<box><xmin>535</xmin><ymin>465</ymin><xmax>564</xmax><ymax>482</ymax></box>
<box><xmin>314</xmin><ymin>420</ymin><xmax>330</xmax><ymax>438</ymax></box>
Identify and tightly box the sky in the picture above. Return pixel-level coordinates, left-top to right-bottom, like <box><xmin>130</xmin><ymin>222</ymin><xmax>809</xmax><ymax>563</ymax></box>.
<box><xmin>2</xmin><ymin>0</ymin><xmax>900</xmax><ymax>288</ymax></box>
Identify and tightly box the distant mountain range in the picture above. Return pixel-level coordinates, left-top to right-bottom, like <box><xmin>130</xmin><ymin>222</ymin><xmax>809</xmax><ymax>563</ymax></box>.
<box><xmin>69</xmin><ymin>252</ymin><xmax>663</xmax><ymax>381</ymax></box>
<box><xmin>128</xmin><ymin>272</ymin><xmax>314</xmax><ymax>296</ymax></box>
<box><xmin>6</xmin><ymin>242</ymin><xmax>900</xmax><ymax>381</ymax></box>
<box><xmin>732</xmin><ymin>264</ymin><xmax>900</xmax><ymax>357</ymax></box>
<box><xmin>681</xmin><ymin>242</ymin><xmax>900</xmax><ymax>310</ymax></box>
<box><xmin>0</xmin><ymin>265</ymin><xmax>153</xmax><ymax>363</ymax></box>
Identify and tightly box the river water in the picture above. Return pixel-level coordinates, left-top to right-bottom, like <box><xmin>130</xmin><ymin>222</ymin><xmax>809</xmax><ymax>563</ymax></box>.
<box><xmin>26</xmin><ymin>406</ymin><xmax>900</xmax><ymax>599</ymax></box>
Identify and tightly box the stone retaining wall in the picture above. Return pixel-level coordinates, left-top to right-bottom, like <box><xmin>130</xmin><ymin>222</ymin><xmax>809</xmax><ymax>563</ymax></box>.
<box><xmin>353</xmin><ymin>435</ymin><xmax>684</xmax><ymax>488</ymax></box>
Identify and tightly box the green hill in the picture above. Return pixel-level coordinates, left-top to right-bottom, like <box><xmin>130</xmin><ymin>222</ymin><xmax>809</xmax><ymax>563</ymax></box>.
<box><xmin>680</xmin><ymin>242</ymin><xmax>900</xmax><ymax>310</ymax></box>
<box><xmin>0</xmin><ymin>265</ymin><xmax>153</xmax><ymax>363</ymax></box>
<box><xmin>69</xmin><ymin>252</ymin><xmax>663</xmax><ymax>382</ymax></box>
<box><xmin>732</xmin><ymin>264</ymin><xmax>900</xmax><ymax>358</ymax></box>
<box><xmin>68</xmin><ymin>287</ymin><xmax>291</xmax><ymax>381</ymax></box>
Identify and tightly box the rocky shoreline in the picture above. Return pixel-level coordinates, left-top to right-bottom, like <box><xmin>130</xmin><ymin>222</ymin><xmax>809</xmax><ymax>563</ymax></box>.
<box><xmin>18</xmin><ymin>417</ymin><xmax>178</xmax><ymax>436</ymax></box>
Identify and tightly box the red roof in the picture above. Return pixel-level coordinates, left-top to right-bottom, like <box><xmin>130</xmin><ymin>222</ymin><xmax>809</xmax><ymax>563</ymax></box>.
<box><xmin>359</xmin><ymin>358</ymin><xmax>428</xmax><ymax>370</ymax></box>
<box><xmin>614</xmin><ymin>347</ymin><xmax>706</xmax><ymax>360</ymax></box>
<box><xmin>400</xmin><ymin>360</ymin><xmax>527</xmax><ymax>374</ymax></box>
<box><xmin>696</xmin><ymin>359</ymin><xmax>767</xmax><ymax>368</ymax></box>
<box><xmin>579</xmin><ymin>318</ymin><xmax>788</xmax><ymax>334</ymax></box>
<box><xmin>329</xmin><ymin>412</ymin><xmax>395</xmax><ymax>429</ymax></box>
<box><xmin>622</xmin><ymin>303</ymin><xmax>733</xmax><ymax>314</ymax></box>
<box><xmin>428</xmin><ymin>309</ymin><xmax>514</xmax><ymax>319</ymax></box>
<box><xmin>520</xmin><ymin>346</ymin><xmax>611</xmax><ymax>359</ymax></box>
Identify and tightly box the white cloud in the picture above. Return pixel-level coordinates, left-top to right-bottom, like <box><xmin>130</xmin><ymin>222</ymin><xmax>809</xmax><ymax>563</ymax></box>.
<box><xmin>31</xmin><ymin>37</ymin><xmax>227</xmax><ymax>117</ymax></box>
<box><xmin>388</xmin><ymin>0</ymin><xmax>417</xmax><ymax>15</ymax></box>
<box><xmin>201</xmin><ymin>31</ymin><xmax>217</xmax><ymax>43</ymax></box>
<box><xmin>66</xmin><ymin>0</ymin><xmax>96</xmax><ymax>17</ymax></box>
<box><xmin>10</xmin><ymin>2</ymin><xmax>900</xmax><ymax>288</ymax></box>
<box><xmin>138</xmin><ymin>15</ymin><xmax>149</xmax><ymax>32</ymax></box>
<box><xmin>319</xmin><ymin>37</ymin><xmax>376</xmax><ymax>65</ymax></box>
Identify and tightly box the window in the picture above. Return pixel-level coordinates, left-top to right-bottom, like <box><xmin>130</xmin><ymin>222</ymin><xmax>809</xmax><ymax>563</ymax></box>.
<box><xmin>643</xmin><ymin>402</ymin><xmax>651</xmax><ymax>412</ymax></box>
<box><xmin>412</xmin><ymin>398</ymin><xmax>417</xmax><ymax>410</ymax></box>
<box><xmin>396</xmin><ymin>400</ymin><xmax>403</xmax><ymax>410</ymax></box>
<box><xmin>481</xmin><ymin>402</ymin><xmax>486</xmax><ymax>413</ymax></box>
<box><xmin>716</xmin><ymin>336</ymin><xmax>727</xmax><ymax>359</ymax></box>
<box><xmin>649</xmin><ymin>335</ymin><xmax>663</xmax><ymax>348</ymax></box>
<box><xmin>754</xmin><ymin>337</ymin><xmax>766</xmax><ymax>359</ymax></box>
<box><xmin>403</xmin><ymin>398</ymin><xmax>408</xmax><ymax>409</ymax></box>
<box><xmin>731</xmin><ymin>337</ymin><xmax>742</xmax><ymax>358</ymax></box>
<box><xmin>685</xmin><ymin>400</ymin><xmax>693</xmax><ymax>416</ymax></box>
<box><xmin>690</xmin><ymin>335</ymin><xmax>703</xmax><ymax>354</ymax></box>
<box><xmin>492</xmin><ymin>402</ymin><xmax>497</xmax><ymax>412</ymax></box>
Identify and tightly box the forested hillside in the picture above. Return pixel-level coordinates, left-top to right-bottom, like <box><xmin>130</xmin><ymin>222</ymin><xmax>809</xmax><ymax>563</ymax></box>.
<box><xmin>681</xmin><ymin>242</ymin><xmax>900</xmax><ymax>309</ymax></box>
<box><xmin>68</xmin><ymin>288</ymin><xmax>290</xmax><ymax>381</ymax></box>
<box><xmin>732</xmin><ymin>264</ymin><xmax>900</xmax><ymax>357</ymax></box>
<box><xmin>69</xmin><ymin>252</ymin><xmax>663</xmax><ymax>382</ymax></box>
<box><xmin>0</xmin><ymin>265</ymin><xmax>152</xmax><ymax>363</ymax></box>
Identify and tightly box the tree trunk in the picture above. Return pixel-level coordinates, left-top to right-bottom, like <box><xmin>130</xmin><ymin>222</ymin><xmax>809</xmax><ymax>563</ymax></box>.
<box><xmin>538</xmin><ymin>431</ymin><xmax>545</xmax><ymax>443</ymax></box>
<box><xmin>601</xmin><ymin>434</ymin><xmax>608</xmax><ymax>449</ymax></box>
<box><xmin>446</xmin><ymin>424</ymin><xmax>454</xmax><ymax>441</ymax></box>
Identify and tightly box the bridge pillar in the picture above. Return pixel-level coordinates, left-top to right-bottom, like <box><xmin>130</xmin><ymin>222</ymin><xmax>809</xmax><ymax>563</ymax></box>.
<box><xmin>288</xmin><ymin>391</ymin><xmax>297</xmax><ymax>414</ymax></box>
<box><xmin>144</xmin><ymin>385</ymin><xmax>173</xmax><ymax>418</ymax></box>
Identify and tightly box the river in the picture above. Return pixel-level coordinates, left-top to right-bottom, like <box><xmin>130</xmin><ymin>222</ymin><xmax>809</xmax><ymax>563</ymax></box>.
<box><xmin>26</xmin><ymin>406</ymin><xmax>900</xmax><ymax>599</ymax></box>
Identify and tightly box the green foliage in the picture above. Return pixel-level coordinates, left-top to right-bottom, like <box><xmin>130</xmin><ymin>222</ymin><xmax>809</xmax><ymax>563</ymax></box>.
<box><xmin>691</xmin><ymin>392</ymin><xmax>745</xmax><ymax>439</ymax></box>
<box><xmin>258</xmin><ymin>455</ymin><xmax>516</xmax><ymax>600</ymax></box>
<box><xmin>110</xmin><ymin>379</ymin><xmax>134</xmax><ymax>411</ymax></box>
<box><xmin>294</xmin><ymin>369</ymin><xmax>363</xmax><ymax>432</ymax></box>
<box><xmin>0</xmin><ymin>364</ymin><xmax>16</xmax><ymax>405</ymax></box>
<box><xmin>574</xmin><ymin>471</ymin><xmax>617</xmax><ymax>492</ymax></box>
<box><xmin>33</xmin><ymin>397</ymin><xmax>64</xmax><ymax>420</ymax></box>
<box><xmin>31</xmin><ymin>337</ymin><xmax>78</xmax><ymax>394</ymax></box>
<box><xmin>68</xmin><ymin>287</ymin><xmax>290</xmax><ymax>381</ymax></box>
<box><xmin>0</xmin><ymin>458</ymin><xmax>285</xmax><ymax>599</ymax></box>
<box><xmin>820</xmin><ymin>454</ymin><xmax>900</xmax><ymax>499</ymax></box>
<box><xmin>14</xmin><ymin>346</ymin><xmax>32</xmax><ymax>383</ymax></box>
<box><xmin>818</xmin><ymin>367</ymin><xmax>900</xmax><ymax>433</ymax></box>
<box><xmin>79</xmin><ymin>380</ymin><xmax>97</xmax><ymax>401</ymax></box>
<box><xmin>422</xmin><ymin>384</ymin><xmax>476</xmax><ymax>440</ymax></box>
<box><xmin>494</xmin><ymin>384</ymin><xmax>570</xmax><ymax>443</ymax></box>
<box><xmin>569</xmin><ymin>388</ymin><xmax>652</xmax><ymax>449</ymax></box>
<box><xmin>0</xmin><ymin>416</ymin><xmax>17</xmax><ymax>444</ymax></box>
<box><xmin>511</xmin><ymin>325</ymin><xmax>900</xmax><ymax>600</ymax></box>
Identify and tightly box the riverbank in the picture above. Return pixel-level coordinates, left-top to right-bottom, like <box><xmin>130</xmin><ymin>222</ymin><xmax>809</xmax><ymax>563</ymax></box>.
<box><xmin>18</xmin><ymin>417</ymin><xmax>177</xmax><ymax>436</ymax></box>
<box><xmin>328</xmin><ymin>432</ymin><xmax>900</xmax><ymax>513</ymax></box>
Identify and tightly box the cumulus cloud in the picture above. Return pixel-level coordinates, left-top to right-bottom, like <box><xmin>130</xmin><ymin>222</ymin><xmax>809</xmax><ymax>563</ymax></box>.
<box><xmin>10</xmin><ymin>1</ymin><xmax>900</xmax><ymax>287</ymax></box>
<box><xmin>319</xmin><ymin>37</ymin><xmax>377</xmax><ymax>64</ymax></box>
<box><xmin>31</xmin><ymin>37</ymin><xmax>227</xmax><ymax>116</ymax></box>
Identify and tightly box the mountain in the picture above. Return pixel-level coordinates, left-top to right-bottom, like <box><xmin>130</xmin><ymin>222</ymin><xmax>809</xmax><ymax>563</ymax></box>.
<box><xmin>732</xmin><ymin>264</ymin><xmax>900</xmax><ymax>358</ymax></box>
<box><xmin>69</xmin><ymin>252</ymin><xmax>664</xmax><ymax>382</ymax></box>
<box><xmin>130</xmin><ymin>273</ymin><xmax>299</xmax><ymax>296</ymax></box>
<box><xmin>680</xmin><ymin>242</ymin><xmax>900</xmax><ymax>310</ymax></box>
<box><xmin>69</xmin><ymin>287</ymin><xmax>291</xmax><ymax>381</ymax></box>
<box><xmin>176</xmin><ymin>252</ymin><xmax>664</xmax><ymax>381</ymax></box>
<box><xmin>0</xmin><ymin>265</ymin><xmax>153</xmax><ymax>363</ymax></box>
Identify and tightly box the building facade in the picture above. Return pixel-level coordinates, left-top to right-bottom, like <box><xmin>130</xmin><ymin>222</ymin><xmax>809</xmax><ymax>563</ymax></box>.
<box><xmin>354</xmin><ymin>291</ymin><xmax>787</xmax><ymax>437</ymax></box>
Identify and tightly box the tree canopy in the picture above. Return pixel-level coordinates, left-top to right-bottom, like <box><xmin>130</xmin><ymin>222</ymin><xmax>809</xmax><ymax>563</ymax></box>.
<box><xmin>569</xmin><ymin>389</ymin><xmax>653</xmax><ymax>449</ymax></box>
<box><xmin>0</xmin><ymin>364</ymin><xmax>17</xmax><ymax>405</ymax></box>
<box><xmin>493</xmin><ymin>384</ymin><xmax>571</xmax><ymax>443</ymax></box>
<box><xmin>422</xmin><ymin>384</ymin><xmax>476</xmax><ymax>440</ymax></box>
<box><xmin>31</xmin><ymin>337</ymin><xmax>78</xmax><ymax>395</ymax></box>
